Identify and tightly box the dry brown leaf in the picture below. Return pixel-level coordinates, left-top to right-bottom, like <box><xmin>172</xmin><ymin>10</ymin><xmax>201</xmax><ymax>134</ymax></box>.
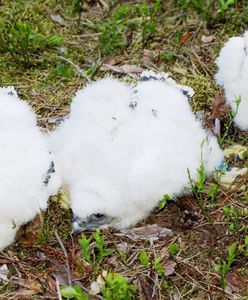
<box><xmin>115</xmin><ymin>224</ymin><xmax>173</xmax><ymax>241</ymax></box>
<box><xmin>143</xmin><ymin>49</ymin><xmax>154</xmax><ymax>66</ymax></box>
<box><xmin>211</xmin><ymin>91</ymin><xmax>229</xmax><ymax>119</ymax></box>
<box><xmin>178</xmin><ymin>32</ymin><xmax>190</xmax><ymax>45</ymax></box>
<box><xmin>100</xmin><ymin>64</ymin><xmax>124</xmax><ymax>73</ymax></box>
<box><xmin>163</xmin><ymin>261</ymin><xmax>177</xmax><ymax>276</ymax></box>
<box><xmin>205</xmin><ymin>91</ymin><xmax>229</xmax><ymax>133</ymax></box>
<box><xmin>201</xmin><ymin>35</ymin><xmax>215</xmax><ymax>43</ymax></box>
<box><xmin>120</xmin><ymin>64</ymin><xmax>144</xmax><ymax>74</ymax></box>
<box><xmin>51</xmin><ymin>15</ymin><xmax>67</xmax><ymax>26</ymax></box>
<box><xmin>100</xmin><ymin>64</ymin><xmax>143</xmax><ymax>74</ymax></box>
<box><xmin>102</xmin><ymin>57</ymin><xmax>119</xmax><ymax>65</ymax></box>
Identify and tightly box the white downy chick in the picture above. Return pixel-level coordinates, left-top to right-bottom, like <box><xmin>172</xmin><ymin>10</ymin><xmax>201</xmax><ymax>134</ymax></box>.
<box><xmin>215</xmin><ymin>30</ymin><xmax>248</xmax><ymax>130</ymax></box>
<box><xmin>0</xmin><ymin>87</ymin><xmax>61</xmax><ymax>250</ymax></box>
<box><xmin>49</xmin><ymin>74</ymin><xmax>224</xmax><ymax>231</ymax></box>
<box><xmin>49</xmin><ymin>78</ymin><xmax>134</xmax><ymax>229</ymax></box>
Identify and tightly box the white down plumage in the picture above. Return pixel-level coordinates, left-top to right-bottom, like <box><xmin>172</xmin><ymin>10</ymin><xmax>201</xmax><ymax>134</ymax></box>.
<box><xmin>0</xmin><ymin>87</ymin><xmax>61</xmax><ymax>250</ymax></box>
<box><xmin>215</xmin><ymin>30</ymin><xmax>248</xmax><ymax>131</ymax></box>
<box><xmin>49</xmin><ymin>73</ymin><xmax>224</xmax><ymax>231</ymax></box>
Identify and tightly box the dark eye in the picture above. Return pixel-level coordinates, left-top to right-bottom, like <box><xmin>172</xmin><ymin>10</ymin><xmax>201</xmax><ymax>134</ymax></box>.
<box><xmin>94</xmin><ymin>213</ymin><xmax>104</xmax><ymax>219</ymax></box>
<box><xmin>152</xmin><ymin>109</ymin><xmax>157</xmax><ymax>117</ymax></box>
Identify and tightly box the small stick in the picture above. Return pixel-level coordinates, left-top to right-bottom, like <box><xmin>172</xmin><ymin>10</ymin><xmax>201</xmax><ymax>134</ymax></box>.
<box><xmin>56</xmin><ymin>278</ymin><xmax>63</xmax><ymax>300</ymax></box>
<box><xmin>55</xmin><ymin>55</ymin><xmax>92</xmax><ymax>83</ymax></box>
<box><xmin>54</xmin><ymin>230</ymin><xmax>72</xmax><ymax>286</ymax></box>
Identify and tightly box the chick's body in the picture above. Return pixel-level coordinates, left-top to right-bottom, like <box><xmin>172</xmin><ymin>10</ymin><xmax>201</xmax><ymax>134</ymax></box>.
<box><xmin>49</xmin><ymin>78</ymin><xmax>133</xmax><ymax>223</ymax></box>
<box><xmin>49</xmin><ymin>76</ymin><xmax>224</xmax><ymax>230</ymax></box>
<box><xmin>0</xmin><ymin>88</ymin><xmax>61</xmax><ymax>250</ymax></box>
<box><xmin>215</xmin><ymin>31</ymin><xmax>248</xmax><ymax>130</ymax></box>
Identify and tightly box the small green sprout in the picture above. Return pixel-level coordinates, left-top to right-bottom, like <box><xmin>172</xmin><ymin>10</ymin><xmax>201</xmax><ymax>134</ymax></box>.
<box><xmin>223</xmin><ymin>206</ymin><xmax>240</xmax><ymax>235</ymax></box>
<box><xmin>136</xmin><ymin>0</ymin><xmax>160</xmax><ymax>45</ymax></box>
<box><xmin>168</xmin><ymin>242</ymin><xmax>179</xmax><ymax>258</ymax></box>
<box><xmin>79</xmin><ymin>228</ymin><xmax>112</xmax><ymax>267</ymax></box>
<box><xmin>79</xmin><ymin>233</ymin><xmax>92</xmax><ymax>264</ymax></box>
<box><xmin>94</xmin><ymin>228</ymin><xmax>112</xmax><ymax>264</ymax></box>
<box><xmin>57</xmin><ymin>64</ymin><xmax>75</xmax><ymax>78</ymax></box>
<box><xmin>101</xmin><ymin>272</ymin><xmax>137</xmax><ymax>300</ymax></box>
<box><xmin>60</xmin><ymin>285</ymin><xmax>88</xmax><ymax>300</ymax></box>
<box><xmin>139</xmin><ymin>250</ymin><xmax>150</xmax><ymax>268</ymax></box>
<box><xmin>161</xmin><ymin>51</ymin><xmax>174</xmax><ymax>62</ymax></box>
<box><xmin>153</xmin><ymin>256</ymin><xmax>165</xmax><ymax>277</ymax></box>
<box><xmin>208</xmin><ymin>183</ymin><xmax>219</xmax><ymax>206</ymax></box>
<box><xmin>213</xmin><ymin>242</ymin><xmax>237</xmax><ymax>290</ymax></box>
<box><xmin>218</xmin><ymin>0</ymin><xmax>236</xmax><ymax>14</ymax></box>
<box><xmin>159</xmin><ymin>194</ymin><xmax>173</xmax><ymax>210</ymax></box>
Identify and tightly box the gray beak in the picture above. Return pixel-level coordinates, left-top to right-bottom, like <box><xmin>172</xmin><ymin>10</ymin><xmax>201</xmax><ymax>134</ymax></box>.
<box><xmin>72</xmin><ymin>214</ymin><xmax>112</xmax><ymax>234</ymax></box>
<box><xmin>72</xmin><ymin>216</ymin><xmax>89</xmax><ymax>233</ymax></box>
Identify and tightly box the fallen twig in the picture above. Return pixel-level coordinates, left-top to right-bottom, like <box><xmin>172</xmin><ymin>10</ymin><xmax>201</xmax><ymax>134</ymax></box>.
<box><xmin>55</xmin><ymin>56</ymin><xmax>92</xmax><ymax>83</ymax></box>
<box><xmin>56</xmin><ymin>278</ymin><xmax>63</xmax><ymax>300</ymax></box>
<box><xmin>54</xmin><ymin>230</ymin><xmax>72</xmax><ymax>286</ymax></box>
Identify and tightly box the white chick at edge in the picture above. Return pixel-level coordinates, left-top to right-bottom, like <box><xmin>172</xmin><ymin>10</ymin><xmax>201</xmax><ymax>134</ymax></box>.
<box><xmin>215</xmin><ymin>30</ymin><xmax>248</xmax><ymax>130</ymax></box>
<box><xmin>0</xmin><ymin>87</ymin><xmax>61</xmax><ymax>250</ymax></box>
<box><xmin>49</xmin><ymin>74</ymin><xmax>224</xmax><ymax>232</ymax></box>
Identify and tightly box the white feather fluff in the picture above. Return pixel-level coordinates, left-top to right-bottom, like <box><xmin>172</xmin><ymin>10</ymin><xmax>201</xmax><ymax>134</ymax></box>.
<box><xmin>0</xmin><ymin>87</ymin><xmax>61</xmax><ymax>250</ymax></box>
<box><xmin>215</xmin><ymin>30</ymin><xmax>248</xmax><ymax>131</ymax></box>
<box><xmin>49</xmin><ymin>75</ymin><xmax>224</xmax><ymax>229</ymax></box>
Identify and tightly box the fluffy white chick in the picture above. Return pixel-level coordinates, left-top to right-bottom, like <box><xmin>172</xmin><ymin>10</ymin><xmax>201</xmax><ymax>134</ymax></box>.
<box><xmin>0</xmin><ymin>87</ymin><xmax>61</xmax><ymax>250</ymax></box>
<box><xmin>49</xmin><ymin>74</ymin><xmax>224</xmax><ymax>232</ymax></box>
<box><xmin>215</xmin><ymin>30</ymin><xmax>248</xmax><ymax>130</ymax></box>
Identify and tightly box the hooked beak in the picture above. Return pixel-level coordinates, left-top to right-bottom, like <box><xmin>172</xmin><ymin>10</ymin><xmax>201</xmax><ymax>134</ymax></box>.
<box><xmin>72</xmin><ymin>214</ymin><xmax>113</xmax><ymax>234</ymax></box>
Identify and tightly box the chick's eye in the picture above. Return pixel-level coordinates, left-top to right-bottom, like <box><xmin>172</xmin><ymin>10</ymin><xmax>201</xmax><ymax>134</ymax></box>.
<box><xmin>94</xmin><ymin>213</ymin><xmax>104</xmax><ymax>219</ymax></box>
<box><xmin>152</xmin><ymin>109</ymin><xmax>157</xmax><ymax>117</ymax></box>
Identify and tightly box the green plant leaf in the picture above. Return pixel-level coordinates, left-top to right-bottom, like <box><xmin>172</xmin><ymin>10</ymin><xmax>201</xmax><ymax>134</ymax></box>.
<box><xmin>159</xmin><ymin>194</ymin><xmax>173</xmax><ymax>210</ymax></box>
<box><xmin>168</xmin><ymin>242</ymin><xmax>179</xmax><ymax>257</ymax></box>
<box><xmin>60</xmin><ymin>285</ymin><xmax>88</xmax><ymax>300</ymax></box>
<box><xmin>139</xmin><ymin>250</ymin><xmax>150</xmax><ymax>268</ymax></box>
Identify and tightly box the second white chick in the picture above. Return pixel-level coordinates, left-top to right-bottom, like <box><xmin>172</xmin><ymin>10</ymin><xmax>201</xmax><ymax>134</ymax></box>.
<box><xmin>0</xmin><ymin>87</ymin><xmax>61</xmax><ymax>251</ymax></box>
<box><xmin>49</xmin><ymin>74</ymin><xmax>224</xmax><ymax>232</ymax></box>
<box><xmin>215</xmin><ymin>30</ymin><xmax>248</xmax><ymax>130</ymax></box>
